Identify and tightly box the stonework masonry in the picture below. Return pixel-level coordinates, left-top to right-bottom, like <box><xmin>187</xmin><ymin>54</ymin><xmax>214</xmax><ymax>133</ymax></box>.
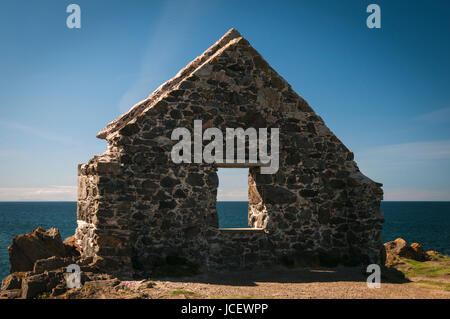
<box><xmin>75</xmin><ymin>28</ymin><xmax>384</xmax><ymax>273</ymax></box>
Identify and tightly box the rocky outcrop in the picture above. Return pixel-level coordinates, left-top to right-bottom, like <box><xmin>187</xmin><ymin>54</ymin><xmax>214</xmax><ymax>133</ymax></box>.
<box><xmin>384</xmin><ymin>238</ymin><xmax>432</xmax><ymax>265</ymax></box>
<box><xmin>0</xmin><ymin>227</ymin><xmax>119</xmax><ymax>299</ymax></box>
<box><xmin>410</xmin><ymin>243</ymin><xmax>427</xmax><ymax>261</ymax></box>
<box><xmin>8</xmin><ymin>227</ymin><xmax>79</xmax><ymax>273</ymax></box>
<box><xmin>1</xmin><ymin>272</ymin><xmax>24</xmax><ymax>290</ymax></box>
<box><xmin>425</xmin><ymin>250</ymin><xmax>443</xmax><ymax>258</ymax></box>
<box><xmin>33</xmin><ymin>256</ymin><xmax>76</xmax><ymax>274</ymax></box>
<box><xmin>20</xmin><ymin>271</ymin><xmax>64</xmax><ymax>299</ymax></box>
<box><xmin>63</xmin><ymin>235</ymin><xmax>82</xmax><ymax>257</ymax></box>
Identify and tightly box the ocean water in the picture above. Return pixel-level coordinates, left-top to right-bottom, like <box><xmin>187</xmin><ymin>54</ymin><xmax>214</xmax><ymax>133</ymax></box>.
<box><xmin>0</xmin><ymin>201</ymin><xmax>449</xmax><ymax>279</ymax></box>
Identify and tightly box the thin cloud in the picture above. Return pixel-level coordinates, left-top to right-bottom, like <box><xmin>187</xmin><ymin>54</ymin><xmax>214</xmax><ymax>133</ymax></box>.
<box><xmin>415</xmin><ymin>107</ymin><xmax>450</xmax><ymax>123</ymax></box>
<box><xmin>357</xmin><ymin>139</ymin><xmax>450</xmax><ymax>165</ymax></box>
<box><xmin>0</xmin><ymin>120</ymin><xmax>77</xmax><ymax>145</ymax></box>
<box><xmin>118</xmin><ymin>1</ymin><xmax>200</xmax><ymax>112</ymax></box>
<box><xmin>0</xmin><ymin>186</ymin><xmax>76</xmax><ymax>201</ymax></box>
<box><xmin>355</xmin><ymin>140</ymin><xmax>450</xmax><ymax>201</ymax></box>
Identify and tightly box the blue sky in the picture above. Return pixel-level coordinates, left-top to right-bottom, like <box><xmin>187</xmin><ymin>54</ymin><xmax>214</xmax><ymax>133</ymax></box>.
<box><xmin>0</xmin><ymin>0</ymin><xmax>449</xmax><ymax>201</ymax></box>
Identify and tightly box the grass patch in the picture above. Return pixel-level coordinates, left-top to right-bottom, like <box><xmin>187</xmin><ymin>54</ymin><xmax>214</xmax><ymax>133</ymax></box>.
<box><xmin>428</xmin><ymin>254</ymin><xmax>450</xmax><ymax>262</ymax></box>
<box><xmin>171</xmin><ymin>289</ymin><xmax>196</xmax><ymax>296</ymax></box>
<box><xmin>398</xmin><ymin>258</ymin><xmax>450</xmax><ymax>278</ymax></box>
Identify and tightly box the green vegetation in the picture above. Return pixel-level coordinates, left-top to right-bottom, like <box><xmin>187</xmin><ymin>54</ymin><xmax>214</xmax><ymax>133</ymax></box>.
<box><xmin>427</xmin><ymin>254</ymin><xmax>450</xmax><ymax>263</ymax></box>
<box><xmin>171</xmin><ymin>289</ymin><xmax>196</xmax><ymax>296</ymax></box>
<box><xmin>35</xmin><ymin>291</ymin><xmax>51</xmax><ymax>299</ymax></box>
<box><xmin>398</xmin><ymin>258</ymin><xmax>450</xmax><ymax>278</ymax></box>
<box><xmin>393</xmin><ymin>254</ymin><xmax>450</xmax><ymax>292</ymax></box>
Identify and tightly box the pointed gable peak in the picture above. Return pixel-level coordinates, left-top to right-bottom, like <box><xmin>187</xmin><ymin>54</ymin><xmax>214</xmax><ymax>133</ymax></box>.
<box><xmin>96</xmin><ymin>28</ymin><xmax>286</xmax><ymax>140</ymax></box>
<box><xmin>97</xmin><ymin>28</ymin><xmax>247</xmax><ymax>139</ymax></box>
<box><xmin>223</xmin><ymin>27</ymin><xmax>241</xmax><ymax>39</ymax></box>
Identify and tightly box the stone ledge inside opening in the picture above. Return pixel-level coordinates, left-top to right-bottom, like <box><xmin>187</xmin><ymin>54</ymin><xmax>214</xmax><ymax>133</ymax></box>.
<box><xmin>218</xmin><ymin>228</ymin><xmax>265</xmax><ymax>233</ymax></box>
<box><xmin>216</xmin><ymin>161</ymin><xmax>269</xmax><ymax>168</ymax></box>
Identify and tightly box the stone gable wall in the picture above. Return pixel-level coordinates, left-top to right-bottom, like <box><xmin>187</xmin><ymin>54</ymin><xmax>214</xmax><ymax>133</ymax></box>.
<box><xmin>75</xmin><ymin>31</ymin><xmax>383</xmax><ymax>272</ymax></box>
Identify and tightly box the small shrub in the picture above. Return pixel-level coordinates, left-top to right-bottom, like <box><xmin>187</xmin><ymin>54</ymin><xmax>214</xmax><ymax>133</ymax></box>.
<box><xmin>36</xmin><ymin>291</ymin><xmax>51</xmax><ymax>299</ymax></box>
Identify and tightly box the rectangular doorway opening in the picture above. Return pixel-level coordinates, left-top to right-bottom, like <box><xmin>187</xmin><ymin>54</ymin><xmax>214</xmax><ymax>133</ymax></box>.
<box><xmin>216</xmin><ymin>168</ymin><xmax>250</xmax><ymax>228</ymax></box>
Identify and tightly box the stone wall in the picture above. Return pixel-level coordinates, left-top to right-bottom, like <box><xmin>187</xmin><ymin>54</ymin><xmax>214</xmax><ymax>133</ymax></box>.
<box><xmin>76</xmin><ymin>159</ymin><xmax>132</xmax><ymax>269</ymax></box>
<box><xmin>75</xmin><ymin>28</ymin><xmax>383</xmax><ymax>273</ymax></box>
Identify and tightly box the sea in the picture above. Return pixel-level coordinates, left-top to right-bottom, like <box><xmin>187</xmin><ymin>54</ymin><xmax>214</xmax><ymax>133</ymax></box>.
<box><xmin>0</xmin><ymin>201</ymin><xmax>449</xmax><ymax>279</ymax></box>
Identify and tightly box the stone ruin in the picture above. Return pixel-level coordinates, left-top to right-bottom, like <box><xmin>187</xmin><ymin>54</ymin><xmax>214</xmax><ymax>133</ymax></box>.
<box><xmin>75</xmin><ymin>28</ymin><xmax>384</xmax><ymax>273</ymax></box>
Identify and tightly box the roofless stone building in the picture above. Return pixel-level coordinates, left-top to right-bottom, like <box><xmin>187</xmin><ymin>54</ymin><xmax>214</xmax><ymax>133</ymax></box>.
<box><xmin>75</xmin><ymin>28</ymin><xmax>383</xmax><ymax>272</ymax></box>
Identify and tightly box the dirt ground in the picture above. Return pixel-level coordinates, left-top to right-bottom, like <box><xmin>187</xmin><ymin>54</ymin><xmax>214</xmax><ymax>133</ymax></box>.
<box><xmin>63</xmin><ymin>266</ymin><xmax>450</xmax><ymax>299</ymax></box>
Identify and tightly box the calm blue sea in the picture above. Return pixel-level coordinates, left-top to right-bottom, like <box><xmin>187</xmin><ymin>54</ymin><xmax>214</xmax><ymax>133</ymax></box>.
<box><xmin>0</xmin><ymin>201</ymin><xmax>449</xmax><ymax>279</ymax></box>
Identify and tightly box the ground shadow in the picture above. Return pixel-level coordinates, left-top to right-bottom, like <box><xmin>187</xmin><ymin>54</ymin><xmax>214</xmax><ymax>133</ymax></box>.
<box><xmin>144</xmin><ymin>266</ymin><xmax>409</xmax><ymax>287</ymax></box>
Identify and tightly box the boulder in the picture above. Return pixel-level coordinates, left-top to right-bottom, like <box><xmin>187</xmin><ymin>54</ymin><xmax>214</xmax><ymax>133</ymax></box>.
<box><xmin>63</xmin><ymin>235</ymin><xmax>81</xmax><ymax>257</ymax></box>
<box><xmin>33</xmin><ymin>256</ymin><xmax>76</xmax><ymax>274</ymax></box>
<box><xmin>8</xmin><ymin>227</ymin><xmax>69</xmax><ymax>273</ymax></box>
<box><xmin>21</xmin><ymin>271</ymin><xmax>63</xmax><ymax>299</ymax></box>
<box><xmin>1</xmin><ymin>272</ymin><xmax>24</xmax><ymax>290</ymax></box>
<box><xmin>50</xmin><ymin>284</ymin><xmax>68</xmax><ymax>297</ymax></box>
<box><xmin>21</xmin><ymin>273</ymin><xmax>48</xmax><ymax>299</ymax></box>
<box><xmin>384</xmin><ymin>238</ymin><xmax>432</xmax><ymax>265</ymax></box>
<box><xmin>0</xmin><ymin>289</ymin><xmax>21</xmax><ymax>299</ymax></box>
<box><xmin>425</xmin><ymin>250</ymin><xmax>443</xmax><ymax>260</ymax></box>
<box><xmin>410</xmin><ymin>243</ymin><xmax>427</xmax><ymax>261</ymax></box>
<box><xmin>384</xmin><ymin>238</ymin><xmax>414</xmax><ymax>264</ymax></box>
